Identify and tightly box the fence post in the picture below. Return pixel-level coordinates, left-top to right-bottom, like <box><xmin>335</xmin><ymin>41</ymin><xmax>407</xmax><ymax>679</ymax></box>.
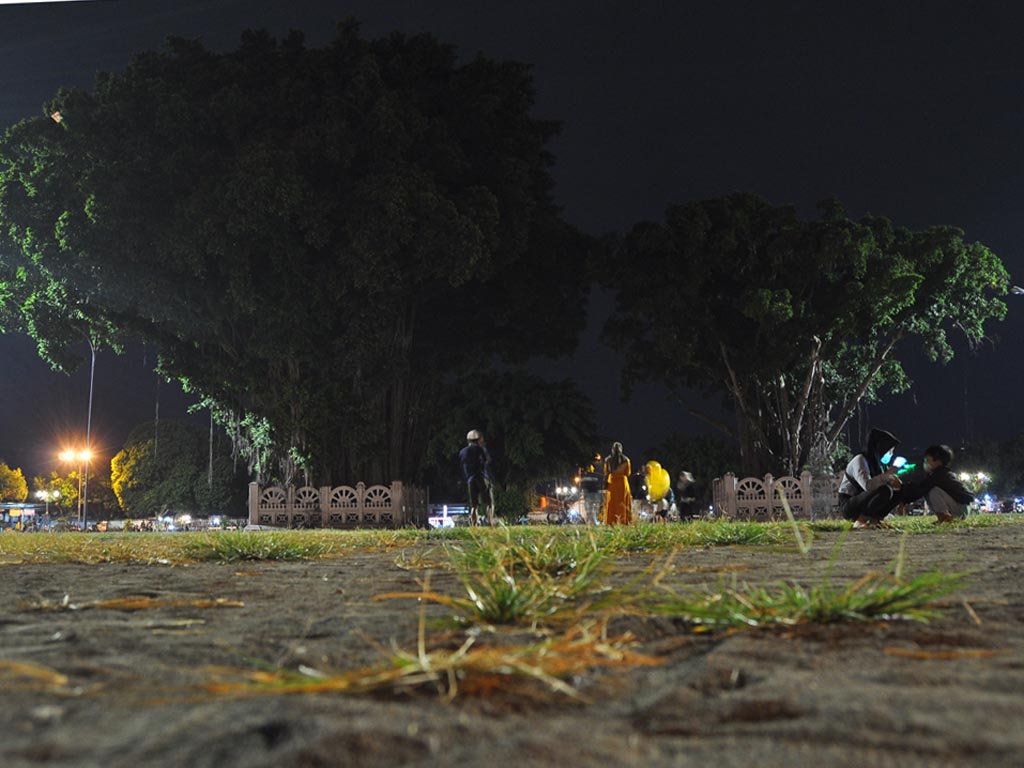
<box><xmin>356</xmin><ymin>482</ymin><xmax>366</xmax><ymax>525</ymax></box>
<box><xmin>717</xmin><ymin>472</ymin><xmax>738</xmax><ymax>519</ymax></box>
<box><xmin>799</xmin><ymin>471</ymin><xmax>812</xmax><ymax>518</ymax></box>
<box><xmin>391</xmin><ymin>481</ymin><xmax>404</xmax><ymax>526</ymax></box>
<box><xmin>248</xmin><ymin>482</ymin><xmax>260</xmax><ymax>525</ymax></box>
<box><xmin>318</xmin><ymin>486</ymin><xmax>331</xmax><ymax>529</ymax></box>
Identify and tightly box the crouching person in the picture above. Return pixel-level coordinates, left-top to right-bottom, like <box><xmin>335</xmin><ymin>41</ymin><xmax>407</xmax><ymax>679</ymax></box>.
<box><xmin>900</xmin><ymin>444</ymin><xmax>974</xmax><ymax>524</ymax></box>
<box><xmin>837</xmin><ymin>428</ymin><xmax>903</xmax><ymax>529</ymax></box>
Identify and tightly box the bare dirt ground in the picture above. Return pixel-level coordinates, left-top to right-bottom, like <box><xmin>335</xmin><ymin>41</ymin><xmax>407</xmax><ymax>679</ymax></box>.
<box><xmin>1</xmin><ymin>524</ymin><xmax>1022</xmax><ymax>768</ymax></box>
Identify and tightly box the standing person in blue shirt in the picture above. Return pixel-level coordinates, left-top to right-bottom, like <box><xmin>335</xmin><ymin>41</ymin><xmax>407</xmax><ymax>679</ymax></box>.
<box><xmin>459</xmin><ymin>429</ymin><xmax>494</xmax><ymax>526</ymax></box>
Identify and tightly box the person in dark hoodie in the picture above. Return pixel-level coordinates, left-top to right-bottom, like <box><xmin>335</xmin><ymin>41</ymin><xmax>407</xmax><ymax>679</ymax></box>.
<box><xmin>837</xmin><ymin>428</ymin><xmax>903</xmax><ymax>528</ymax></box>
<box><xmin>898</xmin><ymin>444</ymin><xmax>974</xmax><ymax>524</ymax></box>
<box><xmin>459</xmin><ymin>429</ymin><xmax>494</xmax><ymax>526</ymax></box>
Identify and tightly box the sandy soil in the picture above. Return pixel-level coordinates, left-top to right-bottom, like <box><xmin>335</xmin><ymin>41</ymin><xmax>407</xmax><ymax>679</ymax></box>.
<box><xmin>1</xmin><ymin>525</ymin><xmax>1022</xmax><ymax>768</ymax></box>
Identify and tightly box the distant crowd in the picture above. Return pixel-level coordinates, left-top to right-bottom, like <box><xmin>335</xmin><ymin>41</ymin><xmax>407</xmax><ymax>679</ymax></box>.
<box><xmin>459</xmin><ymin>431</ymin><xmax>703</xmax><ymax>526</ymax></box>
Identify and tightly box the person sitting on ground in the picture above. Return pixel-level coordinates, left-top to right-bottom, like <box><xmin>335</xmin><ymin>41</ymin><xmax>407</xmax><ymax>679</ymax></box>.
<box><xmin>656</xmin><ymin>485</ymin><xmax>675</xmax><ymax>522</ymax></box>
<box><xmin>837</xmin><ymin>428</ymin><xmax>902</xmax><ymax>528</ymax></box>
<box><xmin>898</xmin><ymin>444</ymin><xmax>974</xmax><ymax>524</ymax></box>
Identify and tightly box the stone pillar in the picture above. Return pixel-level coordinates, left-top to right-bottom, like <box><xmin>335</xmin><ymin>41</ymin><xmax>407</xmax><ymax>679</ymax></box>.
<box><xmin>356</xmin><ymin>482</ymin><xmax>367</xmax><ymax>525</ymax></box>
<box><xmin>799</xmin><ymin>471</ymin><xmax>813</xmax><ymax>518</ymax></box>
<box><xmin>391</xmin><ymin>481</ymin><xmax>404</xmax><ymax>526</ymax></box>
<box><xmin>248</xmin><ymin>482</ymin><xmax>260</xmax><ymax>525</ymax></box>
<box><xmin>810</xmin><ymin>473</ymin><xmax>839</xmax><ymax>520</ymax></box>
<box><xmin>319</xmin><ymin>486</ymin><xmax>331</xmax><ymax>529</ymax></box>
<box><xmin>714</xmin><ymin>473</ymin><xmax>738</xmax><ymax>519</ymax></box>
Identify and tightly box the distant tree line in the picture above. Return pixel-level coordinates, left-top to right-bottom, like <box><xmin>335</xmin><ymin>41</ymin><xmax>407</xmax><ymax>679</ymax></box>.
<box><xmin>110</xmin><ymin>421</ymin><xmax>247</xmax><ymax>518</ymax></box>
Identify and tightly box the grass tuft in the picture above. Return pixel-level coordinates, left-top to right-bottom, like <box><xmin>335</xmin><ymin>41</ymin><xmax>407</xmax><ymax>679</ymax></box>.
<box><xmin>645</xmin><ymin>567</ymin><xmax>967</xmax><ymax>630</ymax></box>
<box><xmin>381</xmin><ymin>530</ymin><xmax>611</xmax><ymax>626</ymax></box>
<box><xmin>183</xmin><ymin>531</ymin><xmax>332</xmax><ymax>562</ymax></box>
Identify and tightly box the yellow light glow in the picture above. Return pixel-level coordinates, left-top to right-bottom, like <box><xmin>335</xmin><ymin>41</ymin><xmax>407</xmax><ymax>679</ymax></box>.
<box><xmin>59</xmin><ymin>449</ymin><xmax>92</xmax><ymax>462</ymax></box>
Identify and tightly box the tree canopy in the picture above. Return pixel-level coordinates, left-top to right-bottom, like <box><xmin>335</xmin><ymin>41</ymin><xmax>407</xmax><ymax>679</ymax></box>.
<box><xmin>32</xmin><ymin>471</ymin><xmax>78</xmax><ymax>517</ymax></box>
<box><xmin>110</xmin><ymin>420</ymin><xmax>246</xmax><ymax>517</ymax></box>
<box><xmin>424</xmin><ymin>369</ymin><xmax>598</xmax><ymax>497</ymax></box>
<box><xmin>601</xmin><ymin>193</ymin><xmax>1009</xmax><ymax>475</ymax></box>
<box><xmin>0</xmin><ymin>460</ymin><xmax>28</xmax><ymax>502</ymax></box>
<box><xmin>0</xmin><ymin>22</ymin><xmax>590</xmax><ymax>484</ymax></box>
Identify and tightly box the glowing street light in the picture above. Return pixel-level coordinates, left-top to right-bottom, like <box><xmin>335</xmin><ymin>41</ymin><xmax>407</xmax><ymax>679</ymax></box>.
<box><xmin>35</xmin><ymin>489</ymin><xmax>60</xmax><ymax>517</ymax></box>
<box><xmin>59</xmin><ymin>449</ymin><xmax>92</xmax><ymax>528</ymax></box>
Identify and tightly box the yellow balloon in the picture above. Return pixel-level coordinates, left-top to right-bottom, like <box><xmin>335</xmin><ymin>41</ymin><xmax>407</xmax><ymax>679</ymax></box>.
<box><xmin>645</xmin><ymin>461</ymin><xmax>670</xmax><ymax>501</ymax></box>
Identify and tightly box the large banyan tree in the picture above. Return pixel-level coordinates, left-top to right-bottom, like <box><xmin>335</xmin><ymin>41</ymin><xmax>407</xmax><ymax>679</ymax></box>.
<box><xmin>601</xmin><ymin>194</ymin><xmax>1009</xmax><ymax>476</ymax></box>
<box><xmin>0</xmin><ymin>22</ymin><xmax>590</xmax><ymax>483</ymax></box>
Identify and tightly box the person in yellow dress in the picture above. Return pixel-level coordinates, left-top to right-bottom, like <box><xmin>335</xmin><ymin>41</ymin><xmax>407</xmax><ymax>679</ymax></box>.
<box><xmin>603</xmin><ymin>442</ymin><xmax>632</xmax><ymax>525</ymax></box>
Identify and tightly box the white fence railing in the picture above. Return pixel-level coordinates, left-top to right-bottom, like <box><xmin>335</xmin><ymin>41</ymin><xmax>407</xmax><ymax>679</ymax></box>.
<box><xmin>247</xmin><ymin>482</ymin><xmax>429</xmax><ymax>529</ymax></box>
<box><xmin>712</xmin><ymin>472</ymin><xmax>843</xmax><ymax>521</ymax></box>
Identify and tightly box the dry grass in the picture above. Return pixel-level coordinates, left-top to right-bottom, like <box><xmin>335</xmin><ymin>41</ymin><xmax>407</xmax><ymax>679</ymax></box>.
<box><xmin>199</xmin><ymin>614</ymin><xmax>660</xmax><ymax>702</ymax></box>
<box><xmin>17</xmin><ymin>595</ymin><xmax>245</xmax><ymax>612</ymax></box>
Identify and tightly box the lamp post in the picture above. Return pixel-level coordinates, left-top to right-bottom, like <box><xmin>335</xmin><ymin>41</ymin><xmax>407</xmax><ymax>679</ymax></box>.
<box><xmin>35</xmin><ymin>489</ymin><xmax>59</xmax><ymax>516</ymax></box>
<box><xmin>34</xmin><ymin>489</ymin><xmax>60</xmax><ymax>530</ymax></box>
<box><xmin>59</xmin><ymin>450</ymin><xmax>91</xmax><ymax>528</ymax></box>
<box><xmin>83</xmin><ymin>338</ymin><xmax>95</xmax><ymax>529</ymax></box>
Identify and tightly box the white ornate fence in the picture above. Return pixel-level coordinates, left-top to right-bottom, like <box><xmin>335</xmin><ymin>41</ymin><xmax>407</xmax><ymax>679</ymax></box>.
<box><xmin>712</xmin><ymin>472</ymin><xmax>843</xmax><ymax>521</ymax></box>
<box><xmin>247</xmin><ymin>482</ymin><xmax>429</xmax><ymax>529</ymax></box>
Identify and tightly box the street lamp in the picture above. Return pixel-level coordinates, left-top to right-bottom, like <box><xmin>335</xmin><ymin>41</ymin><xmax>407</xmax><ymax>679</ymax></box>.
<box><xmin>35</xmin><ymin>489</ymin><xmax>60</xmax><ymax>518</ymax></box>
<box><xmin>59</xmin><ymin>449</ymin><xmax>92</xmax><ymax>528</ymax></box>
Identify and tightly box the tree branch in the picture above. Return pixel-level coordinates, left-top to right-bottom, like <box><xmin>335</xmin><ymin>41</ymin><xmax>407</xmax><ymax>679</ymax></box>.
<box><xmin>720</xmin><ymin>343</ymin><xmax>749</xmax><ymax>419</ymax></box>
<box><xmin>789</xmin><ymin>335</ymin><xmax>822</xmax><ymax>458</ymax></box>
<box><xmin>825</xmin><ymin>331</ymin><xmax>905</xmax><ymax>447</ymax></box>
<box><xmin>720</xmin><ymin>343</ymin><xmax>773</xmax><ymax>455</ymax></box>
<box><xmin>671</xmin><ymin>396</ymin><xmax>736</xmax><ymax>438</ymax></box>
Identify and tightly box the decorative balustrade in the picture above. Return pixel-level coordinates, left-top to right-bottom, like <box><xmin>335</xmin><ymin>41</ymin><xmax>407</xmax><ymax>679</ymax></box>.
<box><xmin>712</xmin><ymin>471</ymin><xmax>843</xmax><ymax>521</ymax></box>
<box><xmin>247</xmin><ymin>481</ymin><xmax>429</xmax><ymax>529</ymax></box>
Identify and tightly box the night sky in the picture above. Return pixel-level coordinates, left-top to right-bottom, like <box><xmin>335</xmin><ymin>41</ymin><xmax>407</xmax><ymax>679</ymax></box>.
<box><xmin>1</xmin><ymin>0</ymin><xmax>1022</xmax><ymax>481</ymax></box>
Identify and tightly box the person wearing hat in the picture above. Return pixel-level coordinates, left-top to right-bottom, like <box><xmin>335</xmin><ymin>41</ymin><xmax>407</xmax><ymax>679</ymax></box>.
<box><xmin>459</xmin><ymin>429</ymin><xmax>494</xmax><ymax>526</ymax></box>
<box><xmin>837</xmin><ymin>428</ymin><xmax>903</xmax><ymax>528</ymax></box>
